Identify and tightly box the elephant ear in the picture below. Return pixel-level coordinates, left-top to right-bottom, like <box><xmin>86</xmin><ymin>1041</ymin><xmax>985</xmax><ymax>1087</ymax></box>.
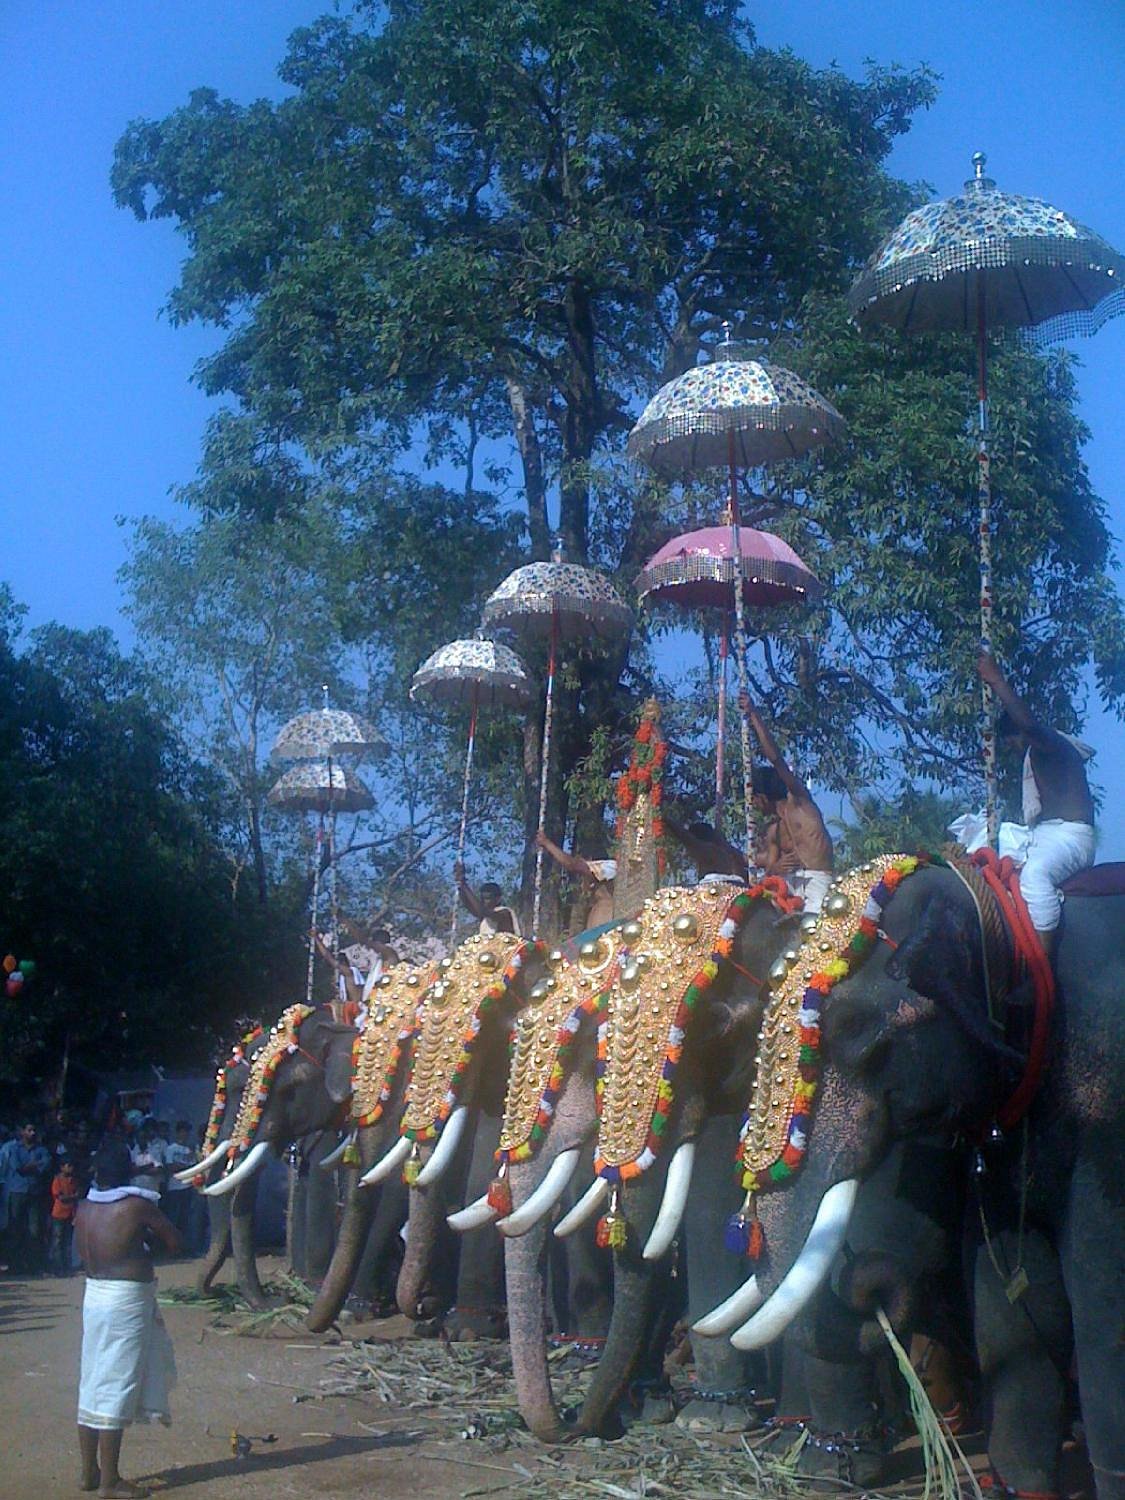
<box><xmin>322</xmin><ymin>1025</ymin><xmax>358</xmax><ymax>1104</ymax></box>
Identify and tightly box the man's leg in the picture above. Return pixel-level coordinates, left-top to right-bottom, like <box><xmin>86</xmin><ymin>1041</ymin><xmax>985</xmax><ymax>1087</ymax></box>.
<box><xmin>97</xmin><ymin>1428</ymin><xmax>150</xmax><ymax>1497</ymax></box>
<box><xmin>78</xmin><ymin>1425</ymin><xmax>100</xmax><ymax>1490</ymax></box>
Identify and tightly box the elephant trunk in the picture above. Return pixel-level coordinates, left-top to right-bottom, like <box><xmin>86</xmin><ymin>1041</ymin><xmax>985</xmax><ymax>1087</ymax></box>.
<box><xmin>197</xmin><ymin>1194</ymin><xmax>231</xmax><ymax>1294</ymax></box>
<box><xmin>575</xmin><ymin>1159</ymin><xmax>668</xmax><ymax>1438</ymax></box>
<box><xmin>308</xmin><ymin>1123</ymin><xmax>391</xmax><ymax>1333</ymax></box>
<box><xmin>396</xmin><ymin>1125</ymin><xmax>470</xmax><ymax>1319</ymax></box>
<box><xmin>231</xmin><ymin>1176</ymin><xmax>268</xmax><ymax>1308</ymax></box>
<box><xmin>504</xmin><ymin>1206</ymin><xmax>566</xmax><ymax>1442</ymax></box>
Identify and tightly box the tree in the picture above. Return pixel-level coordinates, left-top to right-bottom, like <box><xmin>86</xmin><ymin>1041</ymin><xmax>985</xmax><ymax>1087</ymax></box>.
<box><xmin>111</xmin><ymin>2</ymin><xmax>1123</xmax><ymax>902</ymax></box>
<box><xmin>0</xmin><ymin>600</ymin><xmax>300</xmax><ymax>1097</ymax></box>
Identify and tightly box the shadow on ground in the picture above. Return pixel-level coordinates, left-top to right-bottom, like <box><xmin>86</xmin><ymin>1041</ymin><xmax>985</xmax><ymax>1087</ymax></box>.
<box><xmin>141</xmin><ymin>1430</ymin><xmax>421</xmax><ymax>1490</ymax></box>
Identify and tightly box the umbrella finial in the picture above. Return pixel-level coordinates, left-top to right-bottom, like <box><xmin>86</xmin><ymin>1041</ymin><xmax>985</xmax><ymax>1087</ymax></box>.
<box><xmin>966</xmin><ymin>151</ymin><xmax>995</xmax><ymax>192</ymax></box>
<box><xmin>321</xmin><ymin>683</ymin><xmax>330</xmax><ymax>710</ymax></box>
<box><xmin>550</xmin><ymin>534</ymin><xmax>567</xmax><ymax>564</ymax></box>
<box><xmin>719</xmin><ymin>319</ymin><xmax>735</xmax><ymax>350</ymax></box>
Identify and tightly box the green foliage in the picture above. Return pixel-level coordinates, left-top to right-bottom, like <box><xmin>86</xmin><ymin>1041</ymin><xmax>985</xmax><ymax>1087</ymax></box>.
<box><xmin>0</xmin><ymin>608</ymin><xmax>304</xmax><ymax>1097</ymax></box>
<box><xmin>110</xmin><ymin>1</ymin><xmax>1121</xmax><ymax>902</ymax></box>
<box><xmin>831</xmin><ymin>786</ymin><xmax>961</xmax><ymax>865</ymax></box>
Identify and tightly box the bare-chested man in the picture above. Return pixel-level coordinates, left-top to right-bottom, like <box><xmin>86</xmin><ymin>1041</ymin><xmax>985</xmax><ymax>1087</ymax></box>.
<box><xmin>662</xmin><ymin>813</ymin><xmax>749</xmax><ymax>884</ymax></box>
<box><xmin>75</xmin><ymin>1139</ymin><xmax>182</xmax><ymax>1498</ymax></box>
<box><xmin>534</xmin><ymin>831</ymin><xmax>617</xmax><ymax>929</ymax></box>
<box><xmin>454</xmin><ymin>863</ymin><xmax>520</xmax><ymax>936</ymax></box>
<box><xmin>978</xmin><ymin>650</ymin><xmax>1095</xmax><ymax>940</ymax></box>
<box><xmin>742</xmin><ymin>698</ymin><xmax>834</xmax><ymax>912</ymax></box>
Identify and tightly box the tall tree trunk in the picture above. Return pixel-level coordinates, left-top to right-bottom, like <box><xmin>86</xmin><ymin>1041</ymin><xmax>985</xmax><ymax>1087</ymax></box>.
<box><xmin>507</xmin><ymin>377</ymin><xmax>550</xmax><ymax>561</ymax></box>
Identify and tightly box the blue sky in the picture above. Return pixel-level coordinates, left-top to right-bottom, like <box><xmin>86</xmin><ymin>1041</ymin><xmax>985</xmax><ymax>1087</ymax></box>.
<box><xmin>2</xmin><ymin>1</ymin><xmax>1123</xmax><ymax>847</ymax></box>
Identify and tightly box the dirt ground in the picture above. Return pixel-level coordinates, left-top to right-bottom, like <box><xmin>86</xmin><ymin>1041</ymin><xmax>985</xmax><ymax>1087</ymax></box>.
<box><xmin>0</xmin><ymin>1256</ymin><xmax>1094</xmax><ymax>1500</ymax></box>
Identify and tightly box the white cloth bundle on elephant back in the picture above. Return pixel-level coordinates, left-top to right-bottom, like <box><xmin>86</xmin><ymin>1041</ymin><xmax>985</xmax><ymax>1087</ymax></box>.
<box><xmin>78</xmin><ymin>1278</ymin><xmax>177</xmax><ymax>1430</ymax></box>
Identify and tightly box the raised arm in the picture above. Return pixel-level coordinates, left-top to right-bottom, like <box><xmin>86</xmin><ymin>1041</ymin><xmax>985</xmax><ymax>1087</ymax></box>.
<box><xmin>313</xmin><ymin>931</ymin><xmax>346</xmax><ymax>975</ymax></box>
<box><xmin>534</xmin><ymin>830</ymin><xmax>591</xmax><ymax>878</ymax></box>
<box><xmin>454</xmin><ymin>862</ymin><xmax>485</xmax><ymax>920</ymax></box>
<box><xmin>977</xmin><ymin>653</ymin><xmax>1058</xmax><ymax>751</ymax></box>
<box><xmin>743</xmin><ymin>698</ymin><xmax>809</xmax><ymax>800</ymax></box>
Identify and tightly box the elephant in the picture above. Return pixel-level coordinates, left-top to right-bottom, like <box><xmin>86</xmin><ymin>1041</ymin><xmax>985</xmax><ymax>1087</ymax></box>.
<box><xmin>697</xmin><ymin>855</ymin><xmax>1125</xmax><ymax>1500</ymax></box>
<box><xmin>202</xmin><ymin>1002</ymin><xmax>357</xmax><ymax>1295</ymax></box>
<box><xmin>180</xmin><ymin>1028</ymin><xmax>274</xmax><ymax>1308</ymax></box>
<box><xmin>312</xmin><ymin>935</ymin><xmax>547</xmax><ymax>1341</ymax></box>
<box><xmin>486</xmin><ymin>879</ymin><xmax>803</xmax><ymax>1441</ymax></box>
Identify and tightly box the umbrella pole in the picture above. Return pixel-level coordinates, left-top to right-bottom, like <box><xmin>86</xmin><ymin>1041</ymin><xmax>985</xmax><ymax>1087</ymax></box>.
<box><xmin>450</xmin><ymin>683</ymin><xmax>480</xmax><ymax>950</ymax></box>
<box><xmin>976</xmin><ymin>277</ymin><xmax>998</xmax><ymax>845</ymax></box>
<box><xmin>306</xmin><ymin>815</ymin><xmax>324</xmax><ymax>1005</ymax></box>
<box><xmin>532</xmin><ymin>604</ymin><xmax>560</xmax><ymax>938</ymax></box>
<box><xmin>727</xmin><ymin>432</ymin><xmax>756</xmax><ymax>861</ymax></box>
<box><xmin>715</xmin><ymin>622</ymin><xmax>729</xmax><ymax>826</ymax></box>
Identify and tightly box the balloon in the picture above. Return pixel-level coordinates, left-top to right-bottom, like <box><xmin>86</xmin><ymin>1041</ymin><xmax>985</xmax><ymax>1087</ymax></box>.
<box><xmin>2</xmin><ymin>955</ymin><xmax>15</xmax><ymax>974</ymax></box>
<box><xmin>17</xmin><ymin>960</ymin><xmax>35</xmax><ymax>978</ymax></box>
<box><xmin>5</xmin><ymin>977</ymin><xmax>21</xmax><ymax>997</ymax></box>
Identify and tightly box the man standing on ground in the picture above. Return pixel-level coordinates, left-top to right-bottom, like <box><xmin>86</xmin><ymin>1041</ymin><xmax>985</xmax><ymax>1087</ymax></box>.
<box><xmin>160</xmin><ymin>1123</ymin><xmax>196</xmax><ymax>1247</ymax></box>
<box><xmin>0</xmin><ymin>1121</ymin><xmax>51</xmax><ymax>1272</ymax></box>
<box><xmin>75</xmin><ymin>1139</ymin><xmax>181</xmax><ymax>1498</ymax></box>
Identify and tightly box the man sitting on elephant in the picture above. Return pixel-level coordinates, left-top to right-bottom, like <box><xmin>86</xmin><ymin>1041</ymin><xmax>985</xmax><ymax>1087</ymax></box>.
<box><xmin>454</xmin><ymin>863</ymin><xmax>520</xmax><ymax>935</ymax></box>
<box><xmin>534</xmin><ymin>830</ymin><xmax>617</xmax><ymax>929</ymax></box>
<box><xmin>978</xmin><ymin>651</ymin><xmax>1095</xmax><ymax>946</ymax></box>
<box><xmin>741</xmin><ymin>696</ymin><xmax>834</xmax><ymax>911</ymax></box>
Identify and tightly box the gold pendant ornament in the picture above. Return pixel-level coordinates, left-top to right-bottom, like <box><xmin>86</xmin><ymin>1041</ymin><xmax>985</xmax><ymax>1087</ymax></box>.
<box><xmin>401</xmin><ymin>931</ymin><xmax>530</xmax><ymax>1142</ymax></box>
<box><xmin>351</xmin><ymin>963</ymin><xmax>425</xmax><ymax>1128</ymax></box>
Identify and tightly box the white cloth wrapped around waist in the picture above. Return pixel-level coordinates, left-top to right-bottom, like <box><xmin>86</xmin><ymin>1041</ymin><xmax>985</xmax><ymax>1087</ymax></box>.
<box><xmin>78</xmin><ymin>1277</ymin><xmax>177</xmax><ymax>1430</ymax></box>
<box><xmin>786</xmin><ymin>869</ymin><xmax>833</xmax><ymax>913</ymax></box>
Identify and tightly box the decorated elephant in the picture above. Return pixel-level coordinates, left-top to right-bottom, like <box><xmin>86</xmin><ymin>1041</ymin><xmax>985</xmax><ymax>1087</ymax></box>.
<box><xmin>179</xmin><ymin>1026</ymin><xmax>273</xmax><ymax>1307</ymax></box>
<box><xmin>202</xmin><ymin>1003</ymin><xmax>356</xmax><ymax>1295</ymax></box>
<box><xmin>697</xmin><ymin>853</ymin><xmax>1125</xmax><ymax>1500</ymax></box>
<box><xmin>466</xmin><ymin>878</ymin><xmax>803</xmax><ymax>1441</ymax></box>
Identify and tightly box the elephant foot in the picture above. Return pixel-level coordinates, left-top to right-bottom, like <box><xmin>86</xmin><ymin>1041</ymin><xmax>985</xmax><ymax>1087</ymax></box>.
<box><xmin>675</xmin><ymin>1388</ymin><xmax>763</xmax><ymax>1434</ymax></box>
<box><xmin>344</xmin><ymin>1293</ymin><xmax>398</xmax><ymax>1322</ymax></box>
<box><xmin>442</xmin><ymin>1305</ymin><xmax>508</xmax><ymax>1342</ymax></box>
<box><xmin>619</xmin><ymin>1381</ymin><xmax>676</xmax><ymax>1430</ymax></box>
<box><xmin>758</xmin><ymin>1417</ymin><xmax>890</xmax><ymax>1488</ymax></box>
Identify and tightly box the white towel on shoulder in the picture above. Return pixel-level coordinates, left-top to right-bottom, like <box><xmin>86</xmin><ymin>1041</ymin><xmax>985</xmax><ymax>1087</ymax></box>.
<box><xmin>78</xmin><ymin>1278</ymin><xmax>176</xmax><ymax>1430</ymax></box>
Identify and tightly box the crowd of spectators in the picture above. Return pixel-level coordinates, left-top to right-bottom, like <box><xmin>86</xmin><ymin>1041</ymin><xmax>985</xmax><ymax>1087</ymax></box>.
<box><xmin>0</xmin><ymin>1110</ymin><xmax>209</xmax><ymax>1276</ymax></box>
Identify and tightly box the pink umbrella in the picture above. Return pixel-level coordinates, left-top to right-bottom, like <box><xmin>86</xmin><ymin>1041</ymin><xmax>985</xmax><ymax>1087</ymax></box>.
<box><xmin>638</xmin><ymin>526</ymin><xmax>821</xmax><ymax>821</ymax></box>
<box><xmin>637</xmin><ymin>526</ymin><xmax>823</xmax><ymax>611</ymax></box>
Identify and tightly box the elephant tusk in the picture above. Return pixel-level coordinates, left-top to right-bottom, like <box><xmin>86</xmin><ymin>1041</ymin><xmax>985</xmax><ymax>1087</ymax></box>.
<box><xmin>415</xmin><ymin>1104</ymin><xmax>469</xmax><ymax>1187</ymax></box>
<box><xmin>175</xmin><ymin>1137</ymin><xmax>229</xmax><ymax>1182</ymax></box>
<box><xmin>317</xmin><ymin>1133</ymin><xmax>353</xmax><ymax>1170</ymax></box>
<box><xmin>692</xmin><ymin>1274</ymin><xmax>764</xmax><ymax>1337</ymax></box>
<box><xmin>729</xmin><ymin>1179</ymin><xmax>860</xmax><ymax>1350</ymax></box>
<box><xmin>498</xmin><ymin>1149</ymin><xmax>581</xmax><ymax>1238</ymax></box>
<box><xmin>202</xmin><ymin>1141</ymin><xmax>271</xmax><ymax>1196</ymax></box>
<box><xmin>642</xmin><ymin>1140</ymin><xmax>695</xmax><ymax>1261</ymax></box>
<box><xmin>359</xmin><ymin>1134</ymin><xmax>411</xmax><ymax>1188</ymax></box>
<box><xmin>447</xmin><ymin>1194</ymin><xmax>500</xmax><ymax>1233</ymax></box>
<box><xmin>553</xmin><ymin>1175</ymin><xmax>609</xmax><ymax>1238</ymax></box>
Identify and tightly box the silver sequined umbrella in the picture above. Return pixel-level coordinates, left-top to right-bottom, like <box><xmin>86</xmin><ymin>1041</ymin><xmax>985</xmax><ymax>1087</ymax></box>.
<box><xmin>628</xmin><ymin>328</ymin><xmax>840</xmax><ymax>847</ymax></box>
<box><xmin>272</xmin><ymin>698</ymin><xmax>385</xmax><ymax>762</ymax></box>
<box><xmin>269</xmin><ymin>758</ymin><xmax>375</xmax><ymax>1001</ymax></box>
<box><xmin>849</xmin><ymin>153</ymin><xmax>1125</xmax><ymax>841</ymax></box>
<box><xmin>411</xmin><ymin>639</ymin><xmax>533</xmax><ymax>944</ymax></box>
<box><xmin>482</xmin><ymin>549</ymin><xmax>633</xmax><ymax>936</ymax></box>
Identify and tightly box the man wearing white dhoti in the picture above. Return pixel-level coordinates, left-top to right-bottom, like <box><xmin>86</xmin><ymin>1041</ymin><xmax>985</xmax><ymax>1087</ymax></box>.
<box><xmin>978</xmin><ymin>652</ymin><xmax>1096</xmax><ymax>946</ymax></box>
<box><xmin>74</xmin><ymin>1140</ymin><xmax>182</xmax><ymax>1498</ymax></box>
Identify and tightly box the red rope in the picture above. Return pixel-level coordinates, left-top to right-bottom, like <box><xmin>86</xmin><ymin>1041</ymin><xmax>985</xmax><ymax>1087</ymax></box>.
<box><xmin>969</xmin><ymin>848</ymin><xmax>1056</xmax><ymax>1129</ymax></box>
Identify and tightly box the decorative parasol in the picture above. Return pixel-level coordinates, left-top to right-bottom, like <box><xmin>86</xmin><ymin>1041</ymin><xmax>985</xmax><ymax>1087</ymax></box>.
<box><xmin>637</xmin><ymin>527</ymin><xmax>823</xmax><ymax>610</ymax></box>
<box><xmin>628</xmin><ymin>358</ymin><xmax>845</xmax><ymax>474</ymax></box>
<box><xmin>482</xmin><ymin>546</ymin><xmax>633</xmax><ymax>936</ymax></box>
<box><xmin>410</xmin><ymin>638</ymin><xmax>533</xmax><ymax>946</ymax></box>
<box><xmin>268</xmin><ymin>756</ymin><xmax>375</xmax><ymax>1002</ymax></box>
<box><xmin>849</xmin><ymin>153</ymin><xmax>1125</xmax><ymax>841</ymax></box>
<box><xmin>272</xmin><ymin>694</ymin><xmax>385</xmax><ymax>762</ymax></box>
<box><xmin>629</xmin><ymin>328</ymin><xmax>839</xmax><ymax>847</ymax></box>
<box><xmin>267</xmin><ymin>760</ymin><xmax>375</xmax><ymax>814</ymax></box>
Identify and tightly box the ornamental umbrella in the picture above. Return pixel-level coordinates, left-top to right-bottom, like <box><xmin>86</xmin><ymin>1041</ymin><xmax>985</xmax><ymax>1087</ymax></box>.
<box><xmin>272</xmin><ymin>691</ymin><xmax>385</xmax><ymax>762</ymax></box>
<box><xmin>628</xmin><ymin>328</ymin><xmax>840</xmax><ymax>847</ymax></box>
<box><xmin>482</xmin><ymin>546</ymin><xmax>633</xmax><ymax>936</ymax></box>
<box><xmin>410</xmin><ymin>638</ymin><xmax>533</xmax><ymax>945</ymax></box>
<box><xmin>637</xmin><ymin>526</ymin><xmax>822</xmax><ymax>823</ymax></box>
<box><xmin>849</xmin><ymin>152</ymin><xmax>1125</xmax><ymax>839</ymax></box>
<box><xmin>268</xmin><ymin>759</ymin><xmax>375</xmax><ymax>1002</ymax></box>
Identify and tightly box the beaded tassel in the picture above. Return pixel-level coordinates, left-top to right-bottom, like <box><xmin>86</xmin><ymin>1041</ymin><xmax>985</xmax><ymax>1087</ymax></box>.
<box><xmin>402</xmin><ymin>1144</ymin><xmax>421</xmax><ymax>1186</ymax></box>
<box><xmin>596</xmin><ymin>1188</ymin><xmax>628</xmax><ymax>1250</ymax></box>
<box><xmin>725</xmin><ymin>1191</ymin><xmax>764</xmax><ymax>1259</ymax></box>
<box><xmin>487</xmin><ymin>1164</ymin><xmax>513</xmax><ymax>1216</ymax></box>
